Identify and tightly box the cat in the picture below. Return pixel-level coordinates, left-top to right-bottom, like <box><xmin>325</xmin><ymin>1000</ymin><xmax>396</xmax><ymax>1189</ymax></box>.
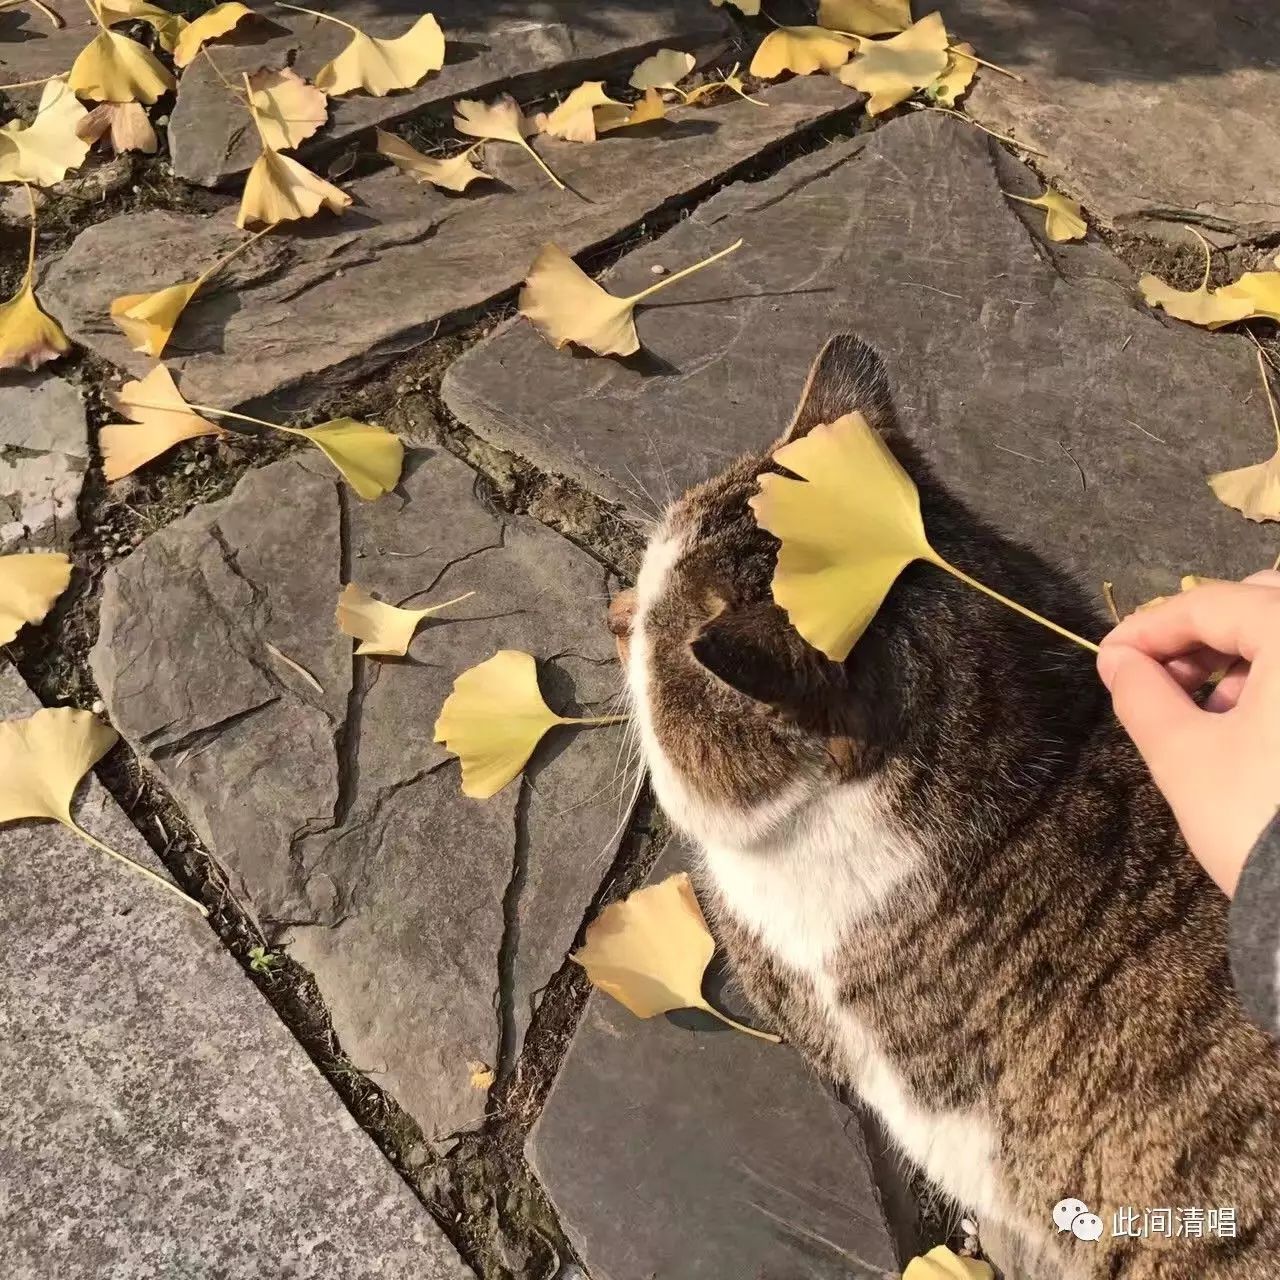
<box><xmin>610</xmin><ymin>335</ymin><xmax>1280</xmax><ymax>1279</ymax></box>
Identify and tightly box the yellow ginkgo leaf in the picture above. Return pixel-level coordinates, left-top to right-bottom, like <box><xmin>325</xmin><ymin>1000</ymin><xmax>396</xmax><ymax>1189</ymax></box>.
<box><xmin>535</xmin><ymin>81</ymin><xmax>621</xmax><ymax>144</ymax></box>
<box><xmin>433</xmin><ymin>649</ymin><xmax>623</xmax><ymax>799</ymax></box>
<box><xmin>682</xmin><ymin>62</ymin><xmax>767</xmax><ymax>108</ymax></box>
<box><xmin>749</xmin><ymin>410</ymin><xmax>1097</xmax><ymax>659</ymax></box>
<box><xmin>101</xmin><ymin>365</ymin><xmax>224</xmax><ymax>481</ymax></box>
<box><xmin>453</xmin><ymin>94</ymin><xmax>563</xmax><ymax>190</ymax></box>
<box><xmin>710</xmin><ymin>0</ymin><xmax>759</xmax><ymax>13</ymax></box>
<box><xmin>68</xmin><ymin>30</ymin><xmax>175</xmax><ymax>104</ymax></box>
<box><xmin>0</xmin><ymin>78</ymin><xmax>90</xmax><ymax>185</ymax></box>
<box><xmin>518</xmin><ymin>238</ymin><xmax>743</xmax><ymax>358</ymax></box>
<box><xmin>593</xmin><ymin>88</ymin><xmax>667</xmax><ymax>134</ymax></box>
<box><xmin>0</xmin><ymin>191</ymin><xmax>70</xmax><ymax>373</ymax></box>
<box><xmin>1006</xmin><ymin>186</ymin><xmax>1087</xmax><ymax>242</ymax></box>
<box><xmin>248</xmin><ymin>67</ymin><xmax>327</xmax><ymax>152</ymax></box>
<box><xmin>276</xmin><ymin>3</ymin><xmax>444</xmax><ymax>97</ymax></box>
<box><xmin>836</xmin><ymin>11</ymin><xmax>949</xmax><ymax>114</ymax></box>
<box><xmin>818</xmin><ymin>0</ymin><xmax>911</xmax><ymax>36</ymax></box>
<box><xmin>110</xmin><ymin>225</ymin><xmax>273</xmax><ymax>357</ymax></box>
<box><xmin>0</xmin><ymin>551</ymin><xmax>71</xmax><ymax>645</ymax></box>
<box><xmin>927</xmin><ymin>41</ymin><xmax>975</xmax><ymax>106</ymax></box>
<box><xmin>374</xmin><ymin>130</ymin><xmax>492</xmax><ymax>191</ymax></box>
<box><xmin>0</xmin><ymin>706</ymin><xmax>206</xmax><ymax>914</ymax></box>
<box><xmin>902</xmin><ymin>1245</ymin><xmax>994</xmax><ymax>1280</ymax></box>
<box><xmin>1214</xmin><ymin>271</ymin><xmax>1280</xmax><ymax>327</ymax></box>
<box><xmin>237</xmin><ymin>146</ymin><xmax>351</xmax><ymax>228</ymax></box>
<box><xmin>336</xmin><ymin>582</ymin><xmax>474</xmax><ymax>656</ymax></box>
<box><xmin>629</xmin><ymin>48</ymin><xmax>695</xmax><ymax>91</ymax></box>
<box><xmin>572</xmin><ymin>872</ymin><xmax>780</xmax><ymax>1039</ymax></box>
<box><xmin>749</xmin><ymin>26</ymin><xmax>854</xmax><ymax>80</ymax></box>
<box><xmin>468</xmin><ymin>1061</ymin><xmax>495</xmax><ymax>1090</ymax></box>
<box><xmin>1138</xmin><ymin>227</ymin><xmax>1254</xmax><ymax>328</ymax></box>
<box><xmin>1208</xmin><ymin>350</ymin><xmax>1280</xmax><ymax>523</ymax></box>
<box><xmin>172</xmin><ymin>1</ymin><xmax>254</xmax><ymax>68</ymax></box>
<box><xmin>77</xmin><ymin>100</ymin><xmax>158</xmax><ymax>154</ymax></box>
<box><xmin>276</xmin><ymin>418</ymin><xmax>403</xmax><ymax>500</ymax></box>
<box><xmin>95</xmin><ymin>0</ymin><xmax>187</xmax><ymax>51</ymax></box>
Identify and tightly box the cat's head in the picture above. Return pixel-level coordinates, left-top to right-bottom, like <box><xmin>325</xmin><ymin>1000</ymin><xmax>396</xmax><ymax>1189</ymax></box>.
<box><xmin>614</xmin><ymin>334</ymin><xmax>916</xmax><ymax>850</ymax></box>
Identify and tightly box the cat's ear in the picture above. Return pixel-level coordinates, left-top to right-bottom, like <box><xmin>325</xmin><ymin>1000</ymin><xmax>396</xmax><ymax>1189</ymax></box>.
<box><xmin>778</xmin><ymin>333</ymin><xmax>897</xmax><ymax>446</ymax></box>
<box><xmin>689</xmin><ymin>601</ymin><xmax>851</xmax><ymax>733</ymax></box>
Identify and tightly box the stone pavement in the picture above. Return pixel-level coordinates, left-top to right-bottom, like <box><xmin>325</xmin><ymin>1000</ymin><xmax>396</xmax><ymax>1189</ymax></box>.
<box><xmin>0</xmin><ymin>661</ymin><xmax>472</xmax><ymax>1280</ymax></box>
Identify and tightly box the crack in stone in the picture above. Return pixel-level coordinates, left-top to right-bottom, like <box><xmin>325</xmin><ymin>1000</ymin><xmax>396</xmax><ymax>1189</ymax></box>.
<box><xmin>147</xmin><ymin>695</ymin><xmax>279</xmax><ymax>761</ymax></box>
<box><xmin>414</xmin><ymin>522</ymin><xmax>508</xmax><ymax>602</ymax></box>
<box><xmin>495</xmin><ymin>775</ymin><xmax>533</xmax><ymax>1083</ymax></box>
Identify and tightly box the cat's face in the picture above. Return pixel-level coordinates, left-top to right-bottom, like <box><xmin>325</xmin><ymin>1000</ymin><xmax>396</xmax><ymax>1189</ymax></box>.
<box><xmin>615</xmin><ymin>336</ymin><xmax>898</xmax><ymax>850</ymax></box>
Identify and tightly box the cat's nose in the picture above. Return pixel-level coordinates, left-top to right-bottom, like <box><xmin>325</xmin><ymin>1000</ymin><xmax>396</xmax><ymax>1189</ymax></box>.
<box><xmin>607</xmin><ymin>589</ymin><xmax>636</xmax><ymax>663</ymax></box>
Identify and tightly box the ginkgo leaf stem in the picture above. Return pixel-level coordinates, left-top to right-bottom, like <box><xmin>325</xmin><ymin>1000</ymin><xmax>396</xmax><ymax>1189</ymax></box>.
<box><xmin>933</xmin><ymin>557</ymin><xmax>1100</xmax><ymax>653</ymax></box>
<box><xmin>1</xmin><ymin>0</ymin><xmax>64</xmax><ymax>28</ymax></box>
<box><xmin>274</xmin><ymin>0</ymin><xmax>358</xmax><ymax>34</ymax></box>
<box><xmin>0</xmin><ymin>74</ymin><xmax>63</xmax><ymax>89</ymax></box>
<box><xmin>1101</xmin><ymin>581</ymin><xmax>1120</xmax><ymax>625</ymax></box>
<box><xmin>202</xmin><ymin>47</ymin><xmax>244</xmax><ymax>100</ymax></box>
<box><xmin>192</xmin><ymin>221</ymin><xmax>278</xmax><ymax>292</ymax></box>
<box><xmin>559</xmin><ymin>714</ymin><xmax>630</xmax><ymax>727</ymax></box>
<box><xmin>626</xmin><ymin>238</ymin><xmax>744</xmax><ymax>305</ymax></box>
<box><xmin>82</xmin><ymin>0</ymin><xmax>107</xmax><ymax>31</ymax></box>
<box><xmin>22</xmin><ymin>182</ymin><xmax>36</xmax><ymax>283</ymax></box>
<box><xmin>412</xmin><ymin>590</ymin><xmax>475</xmax><ymax>615</ymax></box>
<box><xmin>1272</xmin><ymin>548</ymin><xmax>1280</xmax><ymax>572</ymax></box>
<box><xmin>699</xmin><ymin>999</ymin><xmax>783</xmax><ymax>1043</ymax></box>
<box><xmin>184</xmin><ymin>402</ymin><xmax>284</xmax><ymax>432</ymax></box>
<box><xmin>242</xmin><ymin>71</ymin><xmax>270</xmax><ymax>148</ymax></box>
<box><xmin>913</xmin><ymin>105</ymin><xmax>1047</xmax><ymax>157</ymax></box>
<box><xmin>68</xmin><ymin>820</ymin><xmax>210</xmax><ymax>915</ymax></box>
<box><xmin>1186</xmin><ymin>224</ymin><xmax>1214</xmax><ymax>291</ymax></box>
<box><xmin>946</xmin><ymin>45</ymin><xmax>1023</xmax><ymax>81</ymax></box>
<box><xmin>1254</xmin><ymin>348</ymin><xmax>1280</xmax><ymax>450</ymax></box>
<box><xmin>516</xmin><ymin>136</ymin><xmax>565</xmax><ymax>191</ymax></box>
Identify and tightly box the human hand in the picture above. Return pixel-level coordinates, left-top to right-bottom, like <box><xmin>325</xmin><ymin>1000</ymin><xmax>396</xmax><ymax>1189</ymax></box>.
<box><xmin>1096</xmin><ymin>572</ymin><xmax>1280</xmax><ymax>896</ymax></box>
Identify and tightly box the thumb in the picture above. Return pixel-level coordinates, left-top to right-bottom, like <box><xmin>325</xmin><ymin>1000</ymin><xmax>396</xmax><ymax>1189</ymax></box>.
<box><xmin>1098</xmin><ymin>645</ymin><xmax>1202</xmax><ymax>770</ymax></box>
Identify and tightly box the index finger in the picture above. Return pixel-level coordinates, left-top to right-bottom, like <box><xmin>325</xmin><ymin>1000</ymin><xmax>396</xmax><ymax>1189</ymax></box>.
<box><xmin>1102</xmin><ymin>582</ymin><xmax>1280</xmax><ymax>666</ymax></box>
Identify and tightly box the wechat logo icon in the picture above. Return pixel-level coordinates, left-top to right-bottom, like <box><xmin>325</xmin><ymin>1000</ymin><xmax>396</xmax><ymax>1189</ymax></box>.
<box><xmin>1053</xmin><ymin>1198</ymin><xmax>1104</xmax><ymax>1242</ymax></box>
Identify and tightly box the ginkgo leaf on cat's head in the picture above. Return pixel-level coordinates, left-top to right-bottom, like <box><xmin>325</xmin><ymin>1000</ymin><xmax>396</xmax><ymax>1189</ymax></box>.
<box><xmin>749</xmin><ymin>411</ymin><xmax>1098</xmax><ymax>659</ymax></box>
<box><xmin>572</xmin><ymin>872</ymin><xmax>780</xmax><ymax>1041</ymax></box>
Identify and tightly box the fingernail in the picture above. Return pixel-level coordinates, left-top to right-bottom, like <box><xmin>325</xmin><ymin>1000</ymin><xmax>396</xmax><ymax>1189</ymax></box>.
<box><xmin>1096</xmin><ymin>645</ymin><xmax>1121</xmax><ymax>689</ymax></box>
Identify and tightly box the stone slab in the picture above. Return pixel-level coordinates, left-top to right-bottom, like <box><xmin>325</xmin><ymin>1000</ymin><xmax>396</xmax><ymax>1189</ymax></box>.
<box><xmin>528</xmin><ymin>838</ymin><xmax>900</xmax><ymax>1280</ymax></box>
<box><xmin>90</xmin><ymin>447</ymin><xmax>632</xmax><ymax>1138</ymax></box>
<box><xmin>167</xmin><ymin>0</ymin><xmax>732</xmax><ymax>187</ymax></box>
<box><xmin>0</xmin><ymin>373</ymin><xmax>87</xmax><ymax>553</ymax></box>
<box><xmin>40</xmin><ymin>76</ymin><xmax>855</xmax><ymax>414</ymax></box>
<box><xmin>937</xmin><ymin>0</ymin><xmax>1280</xmax><ymax>240</ymax></box>
<box><xmin>0</xmin><ymin>661</ymin><xmax>471</xmax><ymax>1280</ymax></box>
<box><xmin>443</xmin><ymin>112</ymin><xmax>1277</xmax><ymax>611</ymax></box>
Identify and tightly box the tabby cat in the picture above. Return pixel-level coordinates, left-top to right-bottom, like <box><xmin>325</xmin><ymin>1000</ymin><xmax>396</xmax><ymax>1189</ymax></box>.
<box><xmin>611</xmin><ymin>336</ymin><xmax>1280</xmax><ymax>1279</ymax></box>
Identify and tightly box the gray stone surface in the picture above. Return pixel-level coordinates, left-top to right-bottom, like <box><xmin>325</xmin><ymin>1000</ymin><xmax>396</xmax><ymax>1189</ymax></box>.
<box><xmin>0</xmin><ymin>661</ymin><xmax>471</xmax><ymax>1280</ymax></box>
<box><xmin>91</xmin><ymin>448</ymin><xmax>632</xmax><ymax>1138</ymax></box>
<box><xmin>529</xmin><ymin>838</ymin><xmax>900</xmax><ymax>1280</ymax></box>
<box><xmin>443</xmin><ymin>112</ymin><xmax>1277</xmax><ymax>612</ymax></box>
<box><xmin>0</xmin><ymin>374</ymin><xmax>87</xmax><ymax>554</ymax></box>
<box><xmin>0</xmin><ymin>1</ymin><xmax>94</xmax><ymax>101</ymax></box>
<box><xmin>937</xmin><ymin>0</ymin><xmax>1280</xmax><ymax>240</ymax></box>
<box><xmin>168</xmin><ymin>0</ymin><xmax>732</xmax><ymax>187</ymax></box>
<box><xmin>41</xmin><ymin>76</ymin><xmax>853</xmax><ymax>414</ymax></box>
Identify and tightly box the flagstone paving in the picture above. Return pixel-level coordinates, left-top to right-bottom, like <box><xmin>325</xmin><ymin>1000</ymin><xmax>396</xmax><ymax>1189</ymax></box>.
<box><xmin>0</xmin><ymin>660</ymin><xmax>473</xmax><ymax>1280</ymax></box>
<box><xmin>90</xmin><ymin>447</ymin><xmax>632</xmax><ymax>1140</ymax></box>
<box><xmin>443</xmin><ymin>111</ymin><xmax>1277</xmax><ymax>611</ymax></box>
<box><xmin>41</xmin><ymin>76</ymin><xmax>852</xmax><ymax>414</ymax></box>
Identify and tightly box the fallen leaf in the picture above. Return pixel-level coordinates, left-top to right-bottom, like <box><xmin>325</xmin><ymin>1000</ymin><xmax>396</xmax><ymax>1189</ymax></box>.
<box><xmin>1138</xmin><ymin>227</ymin><xmax>1254</xmax><ymax>328</ymax></box>
<box><xmin>1214</xmin><ymin>271</ymin><xmax>1280</xmax><ymax>327</ymax></box>
<box><xmin>375</xmin><ymin>130</ymin><xmax>492</xmax><ymax>191</ymax></box>
<box><xmin>572</xmin><ymin>872</ymin><xmax>780</xmax><ymax>1039</ymax></box>
<box><xmin>902</xmin><ymin>1246</ymin><xmax>994</xmax><ymax>1280</ymax></box>
<box><xmin>518</xmin><ymin>238</ymin><xmax>743</xmax><ymax>357</ymax></box>
<box><xmin>68</xmin><ymin>30</ymin><xmax>176</xmax><ymax>104</ymax></box>
<box><xmin>172</xmin><ymin>1</ymin><xmax>254</xmax><ymax>68</ymax></box>
<box><xmin>468</xmin><ymin>1061</ymin><xmax>495</xmax><ymax>1090</ymax></box>
<box><xmin>454</xmin><ymin>94</ymin><xmax>564</xmax><ymax>190</ymax></box>
<box><xmin>818</xmin><ymin>0</ymin><xmax>911</xmax><ymax>36</ymax></box>
<box><xmin>593</xmin><ymin>88</ymin><xmax>667</xmax><ymax>134</ymax></box>
<box><xmin>750</xmin><ymin>410</ymin><xmax>1096</xmax><ymax>658</ymax></box>
<box><xmin>682</xmin><ymin>62</ymin><xmax>767</xmax><ymax>108</ymax></box>
<box><xmin>711</xmin><ymin>0</ymin><xmax>759</xmax><ymax>12</ymax></box>
<box><xmin>0</xmin><ymin>79</ymin><xmax>90</xmax><ymax>184</ymax></box>
<box><xmin>536</xmin><ymin>81</ymin><xmax>620</xmax><ymax>144</ymax></box>
<box><xmin>248</xmin><ymin>67</ymin><xmax>327</xmax><ymax>152</ymax></box>
<box><xmin>110</xmin><ymin>224</ymin><xmax>272</xmax><ymax>357</ymax></box>
<box><xmin>1208</xmin><ymin>350</ymin><xmax>1280</xmax><ymax>522</ymax></box>
<box><xmin>101</xmin><ymin>365</ymin><xmax>224</xmax><ymax>480</ymax></box>
<box><xmin>299</xmin><ymin>7</ymin><xmax>446</xmax><ymax>97</ymax></box>
<box><xmin>0</xmin><ymin>192</ymin><xmax>70</xmax><ymax>373</ymax></box>
<box><xmin>336</xmin><ymin>582</ymin><xmax>474</xmax><ymax>656</ymax></box>
<box><xmin>95</xmin><ymin>0</ymin><xmax>187</xmax><ymax>51</ymax></box>
<box><xmin>926</xmin><ymin>41</ymin><xmax>976</xmax><ymax>106</ymax></box>
<box><xmin>749</xmin><ymin>26</ymin><xmax>855</xmax><ymax>79</ymax></box>
<box><xmin>629</xmin><ymin>48</ymin><xmax>695</xmax><ymax>91</ymax></box>
<box><xmin>1006</xmin><ymin>186</ymin><xmax>1086</xmax><ymax>242</ymax></box>
<box><xmin>0</xmin><ymin>706</ymin><xmax>206</xmax><ymax>914</ymax></box>
<box><xmin>433</xmin><ymin>649</ymin><xmax>623</xmax><ymax>799</ymax></box>
<box><xmin>276</xmin><ymin>418</ymin><xmax>403</xmax><ymax>500</ymax></box>
<box><xmin>237</xmin><ymin>145</ymin><xmax>351</xmax><ymax>227</ymax></box>
<box><xmin>836</xmin><ymin>11</ymin><xmax>949</xmax><ymax>114</ymax></box>
<box><xmin>0</xmin><ymin>551</ymin><xmax>71</xmax><ymax>645</ymax></box>
<box><xmin>76</xmin><ymin>100</ymin><xmax>157</xmax><ymax>154</ymax></box>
